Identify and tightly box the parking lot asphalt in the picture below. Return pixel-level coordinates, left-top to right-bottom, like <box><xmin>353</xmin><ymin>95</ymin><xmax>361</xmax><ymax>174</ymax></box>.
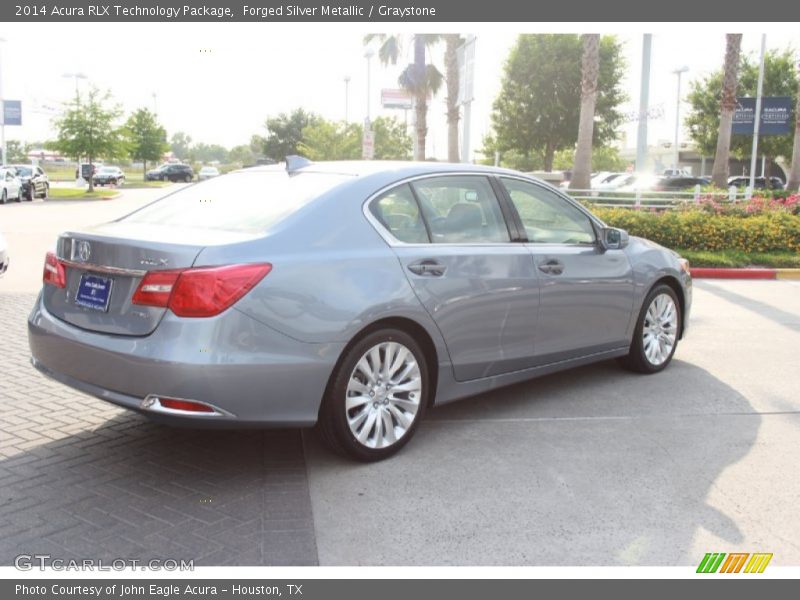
<box><xmin>2</xmin><ymin>190</ymin><xmax>799</xmax><ymax>566</ymax></box>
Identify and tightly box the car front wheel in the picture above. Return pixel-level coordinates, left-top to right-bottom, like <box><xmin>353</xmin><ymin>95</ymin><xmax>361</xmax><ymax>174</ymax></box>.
<box><xmin>620</xmin><ymin>284</ymin><xmax>681</xmax><ymax>374</ymax></box>
<box><xmin>318</xmin><ymin>328</ymin><xmax>429</xmax><ymax>461</ymax></box>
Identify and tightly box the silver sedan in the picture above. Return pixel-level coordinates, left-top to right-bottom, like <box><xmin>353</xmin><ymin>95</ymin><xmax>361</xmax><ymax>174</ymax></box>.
<box><xmin>28</xmin><ymin>160</ymin><xmax>691</xmax><ymax>461</ymax></box>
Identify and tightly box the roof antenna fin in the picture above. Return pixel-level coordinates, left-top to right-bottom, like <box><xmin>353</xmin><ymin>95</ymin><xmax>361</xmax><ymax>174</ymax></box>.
<box><xmin>285</xmin><ymin>155</ymin><xmax>312</xmax><ymax>174</ymax></box>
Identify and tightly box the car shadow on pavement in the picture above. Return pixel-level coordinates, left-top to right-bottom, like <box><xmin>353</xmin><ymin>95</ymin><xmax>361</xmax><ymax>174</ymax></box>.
<box><xmin>304</xmin><ymin>359</ymin><xmax>761</xmax><ymax>566</ymax></box>
<box><xmin>0</xmin><ymin>415</ymin><xmax>318</xmax><ymax>567</ymax></box>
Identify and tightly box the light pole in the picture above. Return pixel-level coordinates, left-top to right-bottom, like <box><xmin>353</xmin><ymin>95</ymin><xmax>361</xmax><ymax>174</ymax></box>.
<box><xmin>343</xmin><ymin>75</ymin><xmax>350</xmax><ymax>123</ymax></box>
<box><xmin>63</xmin><ymin>72</ymin><xmax>88</xmax><ymax>183</ymax></box>
<box><xmin>152</xmin><ymin>92</ymin><xmax>158</xmax><ymax>115</ymax></box>
<box><xmin>62</xmin><ymin>72</ymin><xmax>88</xmax><ymax>101</ymax></box>
<box><xmin>364</xmin><ymin>47</ymin><xmax>374</xmax><ymax>127</ymax></box>
<box><xmin>672</xmin><ymin>66</ymin><xmax>689</xmax><ymax>171</ymax></box>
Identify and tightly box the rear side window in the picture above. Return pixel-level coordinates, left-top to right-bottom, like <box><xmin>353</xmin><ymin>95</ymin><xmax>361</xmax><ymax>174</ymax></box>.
<box><xmin>122</xmin><ymin>171</ymin><xmax>351</xmax><ymax>233</ymax></box>
<box><xmin>370</xmin><ymin>184</ymin><xmax>429</xmax><ymax>243</ymax></box>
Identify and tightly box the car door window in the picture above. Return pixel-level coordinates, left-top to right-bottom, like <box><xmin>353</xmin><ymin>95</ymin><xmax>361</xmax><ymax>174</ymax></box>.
<box><xmin>369</xmin><ymin>184</ymin><xmax>430</xmax><ymax>244</ymax></box>
<box><xmin>411</xmin><ymin>176</ymin><xmax>510</xmax><ymax>244</ymax></box>
<box><xmin>500</xmin><ymin>177</ymin><xmax>596</xmax><ymax>244</ymax></box>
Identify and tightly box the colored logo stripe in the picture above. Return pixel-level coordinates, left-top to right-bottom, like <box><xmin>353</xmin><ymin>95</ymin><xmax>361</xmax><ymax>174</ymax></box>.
<box><xmin>697</xmin><ymin>552</ymin><xmax>773</xmax><ymax>573</ymax></box>
<box><xmin>697</xmin><ymin>553</ymin><xmax>726</xmax><ymax>573</ymax></box>
<box><xmin>744</xmin><ymin>553</ymin><xmax>773</xmax><ymax>573</ymax></box>
<box><xmin>720</xmin><ymin>553</ymin><xmax>749</xmax><ymax>573</ymax></box>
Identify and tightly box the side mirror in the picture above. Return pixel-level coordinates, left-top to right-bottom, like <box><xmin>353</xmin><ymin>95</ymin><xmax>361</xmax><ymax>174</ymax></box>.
<box><xmin>600</xmin><ymin>227</ymin><xmax>629</xmax><ymax>250</ymax></box>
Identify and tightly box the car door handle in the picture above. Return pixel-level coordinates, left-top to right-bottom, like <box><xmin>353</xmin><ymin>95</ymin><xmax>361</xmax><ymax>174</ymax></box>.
<box><xmin>538</xmin><ymin>259</ymin><xmax>564</xmax><ymax>275</ymax></box>
<box><xmin>407</xmin><ymin>260</ymin><xmax>446</xmax><ymax>277</ymax></box>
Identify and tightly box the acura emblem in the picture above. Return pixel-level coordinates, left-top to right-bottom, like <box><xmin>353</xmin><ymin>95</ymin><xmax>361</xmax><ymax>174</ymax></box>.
<box><xmin>75</xmin><ymin>240</ymin><xmax>91</xmax><ymax>262</ymax></box>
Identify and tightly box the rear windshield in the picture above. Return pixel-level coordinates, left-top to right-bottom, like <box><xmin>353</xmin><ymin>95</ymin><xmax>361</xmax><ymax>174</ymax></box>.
<box><xmin>121</xmin><ymin>170</ymin><xmax>352</xmax><ymax>233</ymax></box>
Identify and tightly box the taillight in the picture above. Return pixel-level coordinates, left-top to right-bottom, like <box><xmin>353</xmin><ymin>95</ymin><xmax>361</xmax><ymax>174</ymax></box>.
<box><xmin>131</xmin><ymin>269</ymin><xmax>182</xmax><ymax>307</ymax></box>
<box><xmin>43</xmin><ymin>251</ymin><xmax>66</xmax><ymax>288</ymax></box>
<box><xmin>132</xmin><ymin>263</ymin><xmax>272</xmax><ymax>318</ymax></box>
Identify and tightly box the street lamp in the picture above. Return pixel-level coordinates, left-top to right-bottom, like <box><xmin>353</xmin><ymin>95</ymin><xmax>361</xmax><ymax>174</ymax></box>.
<box><xmin>62</xmin><ymin>72</ymin><xmax>88</xmax><ymax>101</ymax></box>
<box><xmin>672</xmin><ymin>66</ymin><xmax>689</xmax><ymax>171</ymax></box>
<box><xmin>343</xmin><ymin>75</ymin><xmax>350</xmax><ymax>123</ymax></box>
<box><xmin>364</xmin><ymin>47</ymin><xmax>375</xmax><ymax>127</ymax></box>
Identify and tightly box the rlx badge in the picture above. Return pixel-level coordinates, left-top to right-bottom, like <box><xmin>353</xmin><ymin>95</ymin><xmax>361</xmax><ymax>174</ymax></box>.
<box><xmin>140</xmin><ymin>258</ymin><xmax>169</xmax><ymax>267</ymax></box>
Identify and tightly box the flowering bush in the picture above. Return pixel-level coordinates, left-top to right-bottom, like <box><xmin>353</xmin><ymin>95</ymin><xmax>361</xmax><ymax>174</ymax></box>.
<box><xmin>687</xmin><ymin>194</ymin><xmax>800</xmax><ymax>217</ymax></box>
<box><xmin>591</xmin><ymin>206</ymin><xmax>800</xmax><ymax>253</ymax></box>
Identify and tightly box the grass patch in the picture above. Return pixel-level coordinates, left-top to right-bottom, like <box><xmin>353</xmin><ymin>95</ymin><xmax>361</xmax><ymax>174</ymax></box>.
<box><xmin>48</xmin><ymin>188</ymin><xmax>121</xmax><ymax>200</ymax></box>
<box><xmin>677</xmin><ymin>248</ymin><xmax>800</xmax><ymax>268</ymax></box>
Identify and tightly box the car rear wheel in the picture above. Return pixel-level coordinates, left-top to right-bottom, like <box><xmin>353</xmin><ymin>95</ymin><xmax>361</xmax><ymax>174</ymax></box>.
<box><xmin>1</xmin><ymin>189</ymin><xmax>6</xmax><ymax>204</ymax></box>
<box><xmin>318</xmin><ymin>328</ymin><xmax>429</xmax><ymax>461</ymax></box>
<box><xmin>619</xmin><ymin>284</ymin><xmax>681</xmax><ymax>374</ymax></box>
<box><xmin>184</xmin><ymin>174</ymin><xmax>192</xmax><ymax>183</ymax></box>
<box><xmin>42</xmin><ymin>184</ymin><xmax>49</xmax><ymax>200</ymax></box>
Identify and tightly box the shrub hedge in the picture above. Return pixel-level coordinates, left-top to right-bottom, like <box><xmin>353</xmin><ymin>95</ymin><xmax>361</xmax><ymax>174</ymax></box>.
<box><xmin>590</xmin><ymin>206</ymin><xmax>800</xmax><ymax>254</ymax></box>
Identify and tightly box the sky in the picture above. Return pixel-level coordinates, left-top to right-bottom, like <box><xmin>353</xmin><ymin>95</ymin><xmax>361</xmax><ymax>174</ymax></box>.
<box><xmin>0</xmin><ymin>22</ymin><xmax>797</xmax><ymax>161</ymax></box>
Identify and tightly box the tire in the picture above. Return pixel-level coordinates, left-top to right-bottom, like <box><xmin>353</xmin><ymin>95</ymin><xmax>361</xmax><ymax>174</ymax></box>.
<box><xmin>619</xmin><ymin>284</ymin><xmax>681</xmax><ymax>374</ymax></box>
<box><xmin>0</xmin><ymin>189</ymin><xmax>6</xmax><ymax>205</ymax></box>
<box><xmin>318</xmin><ymin>328</ymin><xmax>430</xmax><ymax>461</ymax></box>
<box><xmin>184</xmin><ymin>175</ymin><xmax>192</xmax><ymax>183</ymax></box>
<box><xmin>42</xmin><ymin>184</ymin><xmax>49</xmax><ymax>200</ymax></box>
<box><xmin>26</xmin><ymin>186</ymin><xmax>35</xmax><ymax>201</ymax></box>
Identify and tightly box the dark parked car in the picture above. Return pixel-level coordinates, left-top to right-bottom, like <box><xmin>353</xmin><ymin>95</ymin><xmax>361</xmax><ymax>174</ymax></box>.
<box><xmin>146</xmin><ymin>163</ymin><xmax>194</xmax><ymax>182</ymax></box>
<box><xmin>728</xmin><ymin>176</ymin><xmax>785</xmax><ymax>190</ymax></box>
<box><xmin>4</xmin><ymin>164</ymin><xmax>49</xmax><ymax>200</ymax></box>
<box><xmin>93</xmin><ymin>166</ymin><xmax>126</xmax><ymax>186</ymax></box>
<box><xmin>653</xmin><ymin>176</ymin><xmax>707</xmax><ymax>192</ymax></box>
<box><xmin>28</xmin><ymin>160</ymin><xmax>692</xmax><ymax>461</ymax></box>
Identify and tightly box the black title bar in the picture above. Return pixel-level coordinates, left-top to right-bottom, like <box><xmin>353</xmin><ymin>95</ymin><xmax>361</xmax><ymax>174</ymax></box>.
<box><xmin>4</xmin><ymin>0</ymin><xmax>800</xmax><ymax>22</ymax></box>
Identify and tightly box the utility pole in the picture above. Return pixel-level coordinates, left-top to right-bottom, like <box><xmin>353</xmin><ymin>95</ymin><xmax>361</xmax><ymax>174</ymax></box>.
<box><xmin>635</xmin><ymin>34</ymin><xmax>652</xmax><ymax>173</ymax></box>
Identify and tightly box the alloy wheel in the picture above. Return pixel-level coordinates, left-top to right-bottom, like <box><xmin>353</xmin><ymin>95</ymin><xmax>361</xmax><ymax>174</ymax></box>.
<box><xmin>642</xmin><ymin>293</ymin><xmax>678</xmax><ymax>366</ymax></box>
<box><xmin>345</xmin><ymin>341</ymin><xmax>423</xmax><ymax>449</ymax></box>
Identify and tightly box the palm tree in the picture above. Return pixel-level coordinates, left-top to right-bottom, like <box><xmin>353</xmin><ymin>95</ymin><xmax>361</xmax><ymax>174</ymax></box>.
<box><xmin>711</xmin><ymin>34</ymin><xmax>743</xmax><ymax>188</ymax></box>
<box><xmin>365</xmin><ymin>34</ymin><xmax>444</xmax><ymax>160</ymax></box>
<box><xmin>569</xmin><ymin>34</ymin><xmax>600</xmax><ymax>191</ymax></box>
<box><xmin>444</xmin><ymin>34</ymin><xmax>463</xmax><ymax>162</ymax></box>
<box><xmin>787</xmin><ymin>83</ymin><xmax>800</xmax><ymax>192</ymax></box>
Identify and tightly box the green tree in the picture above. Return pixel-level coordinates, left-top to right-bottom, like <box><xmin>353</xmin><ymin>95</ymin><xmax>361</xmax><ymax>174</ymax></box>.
<box><xmin>123</xmin><ymin>108</ymin><xmax>168</xmax><ymax>178</ymax></box>
<box><xmin>486</xmin><ymin>34</ymin><xmax>626</xmax><ymax>172</ymax></box>
<box><xmin>570</xmin><ymin>34</ymin><xmax>601</xmax><ymax>190</ymax></box>
<box><xmin>710</xmin><ymin>34</ymin><xmax>743</xmax><ymax>188</ymax></box>
<box><xmin>297</xmin><ymin>116</ymin><xmax>412</xmax><ymax>161</ymax></box>
<box><xmin>169</xmin><ymin>132</ymin><xmax>192</xmax><ymax>161</ymax></box>
<box><xmin>261</xmin><ymin>109</ymin><xmax>320</xmax><ymax>161</ymax></box>
<box><xmin>553</xmin><ymin>145</ymin><xmax>628</xmax><ymax>172</ymax></box>
<box><xmin>365</xmin><ymin>34</ymin><xmax>444</xmax><ymax>160</ymax></box>
<box><xmin>372</xmin><ymin>116</ymin><xmax>413</xmax><ymax>159</ymax></box>
<box><xmin>443</xmin><ymin>34</ymin><xmax>463</xmax><ymax>162</ymax></box>
<box><xmin>188</xmin><ymin>143</ymin><xmax>229</xmax><ymax>164</ymax></box>
<box><xmin>5</xmin><ymin>140</ymin><xmax>29</xmax><ymax>163</ymax></box>
<box><xmin>298</xmin><ymin>120</ymin><xmax>362</xmax><ymax>160</ymax></box>
<box><xmin>687</xmin><ymin>48</ymin><xmax>799</xmax><ymax>187</ymax></box>
<box><xmin>229</xmin><ymin>144</ymin><xmax>256</xmax><ymax>167</ymax></box>
<box><xmin>51</xmin><ymin>87</ymin><xmax>125</xmax><ymax>191</ymax></box>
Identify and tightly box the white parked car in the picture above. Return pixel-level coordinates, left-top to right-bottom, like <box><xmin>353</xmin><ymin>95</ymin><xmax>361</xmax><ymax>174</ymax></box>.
<box><xmin>0</xmin><ymin>231</ymin><xmax>8</xmax><ymax>276</ymax></box>
<box><xmin>198</xmin><ymin>166</ymin><xmax>220</xmax><ymax>180</ymax></box>
<box><xmin>0</xmin><ymin>167</ymin><xmax>24</xmax><ymax>204</ymax></box>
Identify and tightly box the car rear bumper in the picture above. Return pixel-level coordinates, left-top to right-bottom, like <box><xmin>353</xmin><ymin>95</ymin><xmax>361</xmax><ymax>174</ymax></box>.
<box><xmin>27</xmin><ymin>293</ymin><xmax>344</xmax><ymax>427</ymax></box>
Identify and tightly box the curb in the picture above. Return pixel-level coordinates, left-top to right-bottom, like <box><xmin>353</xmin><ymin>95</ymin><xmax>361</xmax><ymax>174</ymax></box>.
<box><xmin>690</xmin><ymin>267</ymin><xmax>800</xmax><ymax>280</ymax></box>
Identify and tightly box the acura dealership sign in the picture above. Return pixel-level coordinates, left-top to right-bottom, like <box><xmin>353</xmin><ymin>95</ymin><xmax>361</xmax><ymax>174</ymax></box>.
<box><xmin>732</xmin><ymin>97</ymin><xmax>793</xmax><ymax>135</ymax></box>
